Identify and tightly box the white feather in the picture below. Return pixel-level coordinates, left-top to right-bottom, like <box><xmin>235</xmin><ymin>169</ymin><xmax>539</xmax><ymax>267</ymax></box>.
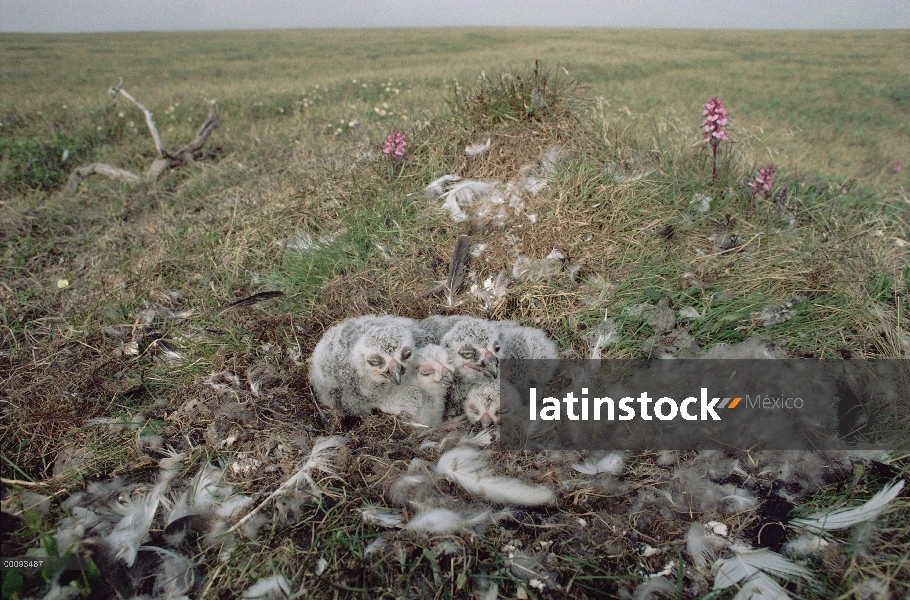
<box><xmin>215</xmin><ymin>495</ymin><xmax>253</xmax><ymax>519</ymax></box>
<box><xmin>479</xmin><ymin>583</ymin><xmax>499</xmax><ymax>600</ymax></box>
<box><xmin>240</xmin><ymin>574</ymin><xmax>291</xmax><ymax>599</ymax></box>
<box><xmin>465</xmin><ymin>138</ymin><xmax>492</xmax><ymax>156</ymax></box>
<box><xmin>404</xmin><ymin>507</ymin><xmax>498</xmax><ymax>535</ymax></box>
<box><xmin>37</xmin><ymin>582</ymin><xmax>81</xmax><ymax>600</ymax></box>
<box><xmin>730</xmin><ymin>571</ymin><xmax>794</xmax><ymax>600</ymax></box>
<box><xmin>423</xmin><ymin>174</ymin><xmax>462</xmax><ymax>199</ymax></box>
<box><xmin>713</xmin><ymin>547</ymin><xmax>815</xmax><ymax>590</ymax></box>
<box><xmin>315</xmin><ymin>557</ymin><xmax>329</xmax><ymax>576</ymax></box>
<box><xmin>440</xmin><ymin>179</ymin><xmax>497</xmax><ymax>207</ymax></box>
<box><xmin>141</xmin><ymin>545</ymin><xmax>195</xmax><ymax>599</ymax></box>
<box><xmin>791</xmin><ymin>479</ymin><xmax>905</xmax><ymax>531</ymax></box>
<box><xmin>462</xmin><ymin>428</ymin><xmax>496</xmax><ymax>448</ymax></box>
<box><xmin>572</xmin><ymin>452</ymin><xmax>625</xmax><ymax>476</ymax></box>
<box><xmin>435</xmin><ymin>447</ymin><xmax>555</xmax><ymax>506</ymax></box>
<box><xmin>104</xmin><ymin>477</ymin><xmax>169</xmax><ymax>566</ymax></box>
<box><xmin>782</xmin><ymin>534</ymin><xmax>829</xmax><ymax>557</ymax></box>
<box><xmin>685</xmin><ymin>524</ymin><xmax>720</xmax><ymax>568</ymax></box>
<box><xmin>359</xmin><ymin>505</ymin><xmax>404</xmax><ymax>529</ymax></box>
<box><xmin>363</xmin><ymin>537</ymin><xmax>387</xmax><ymax>557</ymax></box>
<box><xmin>571</xmin><ymin>462</ymin><xmax>598</xmax><ymax>476</ymax></box>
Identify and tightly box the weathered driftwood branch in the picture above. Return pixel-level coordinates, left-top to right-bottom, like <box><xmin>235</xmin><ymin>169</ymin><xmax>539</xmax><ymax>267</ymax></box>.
<box><xmin>146</xmin><ymin>101</ymin><xmax>220</xmax><ymax>179</ymax></box>
<box><xmin>64</xmin><ymin>163</ymin><xmax>143</xmax><ymax>194</ymax></box>
<box><xmin>107</xmin><ymin>77</ymin><xmax>164</xmax><ymax>157</ymax></box>
<box><xmin>64</xmin><ymin>79</ymin><xmax>221</xmax><ymax>194</ymax></box>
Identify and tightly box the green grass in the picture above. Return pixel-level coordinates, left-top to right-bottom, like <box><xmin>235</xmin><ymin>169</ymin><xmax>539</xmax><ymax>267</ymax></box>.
<box><xmin>0</xmin><ymin>29</ymin><xmax>908</xmax><ymax>600</ymax></box>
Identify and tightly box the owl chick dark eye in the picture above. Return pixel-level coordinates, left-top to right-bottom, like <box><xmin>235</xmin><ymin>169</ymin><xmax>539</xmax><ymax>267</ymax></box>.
<box><xmin>401</xmin><ymin>348</ymin><xmax>412</xmax><ymax>360</ymax></box>
<box><xmin>367</xmin><ymin>356</ymin><xmax>383</xmax><ymax>367</ymax></box>
<box><xmin>493</xmin><ymin>343</ymin><xmax>500</xmax><ymax>352</ymax></box>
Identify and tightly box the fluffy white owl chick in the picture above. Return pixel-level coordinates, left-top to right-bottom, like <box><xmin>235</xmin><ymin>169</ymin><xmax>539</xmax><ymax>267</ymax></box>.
<box><xmin>413</xmin><ymin>315</ymin><xmax>468</xmax><ymax>346</ymax></box>
<box><xmin>375</xmin><ymin>344</ymin><xmax>454</xmax><ymax>426</ymax></box>
<box><xmin>349</xmin><ymin>323</ymin><xmax>415</xmax><ymax>399</ymax></box>
<box><xmin>462</xmin><ymin>380</ymin><xmax>521</xmax><ymax>427</ymax></box>
<box><xmin>498</xmin><ymin>323</ymin><xmax>559</xmax><ymax>388</ymax></box>
<box><xmin>308</xmin><ymin>315</ymin><xmax>416</xmax><ymax>415</ymax></box>
<box><xmin>441</xmin><ymin>317</ymin><xmax>503</xmax><ymax>383</ymax></box>
<box><xmin>410</xmin><ymin>344</ymin><xmax>455</xmax><ymax>400</ymax></box>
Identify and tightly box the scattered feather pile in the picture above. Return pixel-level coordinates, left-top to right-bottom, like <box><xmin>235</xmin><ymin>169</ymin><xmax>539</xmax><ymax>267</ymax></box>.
<box><xmin>423</xmin><ymin>146</ymin><xmax>558</xmax><ymax>224</ymax></box>
<box><xmin>230</xmin><ymin>436</ymin><xmax>346</xmax><ymax>533</ymax></box>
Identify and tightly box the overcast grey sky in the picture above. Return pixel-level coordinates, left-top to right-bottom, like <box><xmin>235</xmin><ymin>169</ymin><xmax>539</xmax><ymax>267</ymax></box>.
<box><xmin>1</xmin><ymin>0</ymin><xmax>908</xmax><ymax>32</ymax></box>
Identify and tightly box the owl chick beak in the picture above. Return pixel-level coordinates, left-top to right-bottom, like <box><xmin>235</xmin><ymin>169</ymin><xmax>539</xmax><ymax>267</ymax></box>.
<box><xmin>479</xmin><ymin>350</ymin><xmax>498</xmax><ymax>379</ymax></box>
<box><xmin>384</xmin><ymin>359</ymin><xmax>403</xmax><ymax>385</ymax></box>
<box><xmin>479</xmin><ymin>413</ymin><xmax>494</xmax><ymax>428</ymax></box>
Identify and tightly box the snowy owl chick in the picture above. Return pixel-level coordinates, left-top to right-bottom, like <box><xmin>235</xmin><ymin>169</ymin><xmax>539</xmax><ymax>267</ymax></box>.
<box><xmin>308</xmin><ymin>315</ymin><xmax>416</xmax><ymax>415</ymax></box>
<box><xmin>462</xmin><ymin>380</ymin><xmax>521</xmax><ymax>427</ymax></box>
<box><xmin>498</xmin><ymin>323</ymin><xmax>559</xmax><ymax>388</ymax></box>
<box><xmin>409</xmin><ymin>344</ymin><xmax>455</xmax><ymax>401</ymax></box>
<box><xmin>441</xmin><ymin>317</ymin><xmax>505</xmax><ymax>417</ymax></box>
<box><xmin>413</xmin><ymin>315</ymin><xmax>468</xmax><ymax>346</ymax></box>
<box><xmin>441</xmin><ymin>317</ymin><xmax>503</xmax><ymax>382</ymax></box>
<box><xmin>375</xmin><ymin>344</ymin><xmax>454</xmax><ymax>426</ymax></box>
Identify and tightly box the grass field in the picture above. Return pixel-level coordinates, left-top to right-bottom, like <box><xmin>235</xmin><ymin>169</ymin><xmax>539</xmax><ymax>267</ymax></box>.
<box><xmin>1</xmin><ymin>28</ymin><xmax>908</xmax><ymax>599</ymax></box>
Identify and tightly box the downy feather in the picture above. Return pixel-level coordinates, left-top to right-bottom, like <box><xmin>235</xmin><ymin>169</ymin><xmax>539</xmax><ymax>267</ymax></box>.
<box><xmin>240</xmin><ymin>574</ymin><xmax>291</xmax><ymax>599</ymax></box>
<box><xmin>465</xmin><ymin>138</ymin><xmax>492</xmax><ymax>157</ymax></box>
<box><xmin>104</xmin><ymin>477</ymin><xmax>169</xmax><ymax>566</ymax></box>
<box><xmin>435</xmin><ymin>447</ymin><xmax>555</xmax><ymax>506</ymax></box>
<box><xmin>572</xmin><ymin>452</ymin><xmax>625</xmax><ymax>476</ymax></box>
<box><xmin>404</xmin><ymin>507</ymin><xmax>497</xmax><ymax>535</ymax></box>
<box><xmin>685</xmin><ymin>523</ymin><xmax>721</xmax><ymax>568</ymax></box>
<box><xmin>359</xmin><ymin>505</ymin><xmax>404</xmax><ymax>529</ymax></box>
<box><xmin>141</xmin><ymin>545</ymin><xmax>195</xmax><ymax>599</ymax></box>
<box><xmin>424</xmin><ymin>174</ymin><xmax>462</xmax><ymax>199</ymax></box>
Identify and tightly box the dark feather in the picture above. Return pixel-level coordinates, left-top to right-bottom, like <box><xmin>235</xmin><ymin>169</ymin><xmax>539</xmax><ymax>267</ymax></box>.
<box><xmin>445</xmin><ymin>235</ymin><xmax>470</xmax><ymax>306</ymax></box>
<box><xmin>220</xmin><ymin>291</ymin><xmax>286</xmax><ymax>312</ymax></box>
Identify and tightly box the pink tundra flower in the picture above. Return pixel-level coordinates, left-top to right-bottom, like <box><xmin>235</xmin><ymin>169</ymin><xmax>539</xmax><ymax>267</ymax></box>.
<box><xmin>702</xmin><ymin>97</ymin><xmax>728</xmax><ymax>180</ymax></box>
<box><xmin>702</xmin><ymin>97</ymin><xmax>728</xmax><ymax>143</ymax></box>
<box><xmin>382</xmin><ymin>129</ymin><xmax>407</xmax><ymax>160</ymax></box>
<box><xmin>749</xmin><ymin>165</ymin><xmax>776</xmax><ymax>201</ymax></box>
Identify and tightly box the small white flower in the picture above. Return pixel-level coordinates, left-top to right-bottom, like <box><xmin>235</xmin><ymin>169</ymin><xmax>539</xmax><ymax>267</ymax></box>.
<box><xmin>56</xmin><ymin>279</ymin><xmax>69</xmax><ymax>289</ymax></box>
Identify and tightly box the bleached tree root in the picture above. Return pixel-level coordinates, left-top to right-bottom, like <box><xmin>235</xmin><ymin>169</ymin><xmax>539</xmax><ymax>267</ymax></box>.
<box><xmin>64</xmin><ymin>78</ymin><xmax>220</xmax><ymax>195</ymax></box>
<box><xmin>63</xmin><ymin>163</ymin><xmax>143</xmax><ymax>194</ymax></box>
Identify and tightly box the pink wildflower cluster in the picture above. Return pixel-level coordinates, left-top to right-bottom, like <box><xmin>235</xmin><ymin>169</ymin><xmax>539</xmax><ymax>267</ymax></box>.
<box><xmin>382</xmin><ymin>129</ymin><xmax>407</xmax><ymax>160</ymax></box>
<box><xmin>702</xmin><ymin>97</ymin><xmax>728</xmax><ymax>143</ymax></box>
<box><xmin>749</xmin><ymin>165</ymin><xmax>776</xmax><ymax>201</ymax></box>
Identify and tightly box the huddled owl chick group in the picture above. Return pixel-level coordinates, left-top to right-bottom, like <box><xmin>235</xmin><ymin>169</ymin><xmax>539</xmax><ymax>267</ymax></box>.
<box><xmin>307</xmin><ymin>314</ymin><xmax>558</xmax><ymax>427</ymax></box>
